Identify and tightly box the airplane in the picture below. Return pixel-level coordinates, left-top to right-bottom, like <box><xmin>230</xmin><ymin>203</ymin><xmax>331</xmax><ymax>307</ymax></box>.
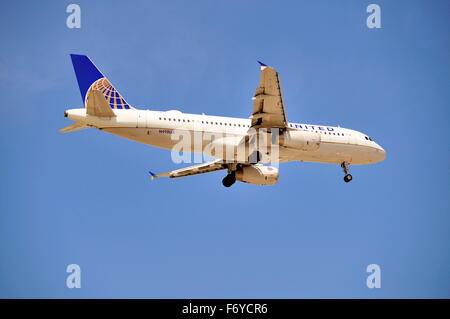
<box><xmin>61</xmin><ymin>54</ymin><xmax>386</xmax><ymax>187</ymax></box>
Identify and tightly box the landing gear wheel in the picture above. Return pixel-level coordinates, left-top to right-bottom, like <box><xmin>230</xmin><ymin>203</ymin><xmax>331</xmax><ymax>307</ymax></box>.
<box><xmin>222</xmin><ymin>173</ymin><xmax>236</xmax><ymax>187</ymax></box>
<box><xmin>343</xmin><ymin>174</ymin><xmax>353</xmax><ymax>183</ymax></box>
<box><xmin>340</xmin><ymin>162</ymin><xmax>352</xmax><ymax>183</ymax></box>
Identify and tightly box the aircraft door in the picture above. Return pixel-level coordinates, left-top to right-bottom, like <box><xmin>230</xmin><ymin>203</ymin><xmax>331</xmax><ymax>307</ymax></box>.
<box><xmin>137</xmin><ymin>110</ymin><xmax>147</xmax><ymax>128</ymax></box>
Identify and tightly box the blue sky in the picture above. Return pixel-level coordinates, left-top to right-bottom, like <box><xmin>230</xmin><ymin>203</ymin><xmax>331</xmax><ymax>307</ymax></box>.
<box><xmin>0</xmin><ymin>0</ymin><xmax>449</xmax><ymax>298</ymax></box>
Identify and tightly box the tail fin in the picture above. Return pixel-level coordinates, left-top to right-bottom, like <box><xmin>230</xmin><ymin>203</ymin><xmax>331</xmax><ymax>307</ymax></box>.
<box><xmin>70</xmin><ymin>54</ymin><xmax>133</xmax><ymax>110</ymax></box>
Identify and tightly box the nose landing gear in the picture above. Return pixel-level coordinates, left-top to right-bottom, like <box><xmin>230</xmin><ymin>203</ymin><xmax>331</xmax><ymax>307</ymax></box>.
<box><xmin>341</xmin><ymin>162</ymin><xmax>353</xmax><ymax>183</ymax></box>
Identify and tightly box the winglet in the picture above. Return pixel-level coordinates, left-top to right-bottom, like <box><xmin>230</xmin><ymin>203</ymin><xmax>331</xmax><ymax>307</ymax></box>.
<box><xmin>149</xmin><ymin>171</ymin><xmax>157</xmax><ymax>180</ymax></box>
<box><xmin>257</xmin><ymin>60</ymin><xmax>268</xmax><ymax>70</ymax></box>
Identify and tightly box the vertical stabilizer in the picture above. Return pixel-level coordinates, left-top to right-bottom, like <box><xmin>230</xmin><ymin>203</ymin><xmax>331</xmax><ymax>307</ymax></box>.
<box><xmin>70</xmin><ymin>54</ymin><xmax>133</xmax><ymax>110</ymax></box>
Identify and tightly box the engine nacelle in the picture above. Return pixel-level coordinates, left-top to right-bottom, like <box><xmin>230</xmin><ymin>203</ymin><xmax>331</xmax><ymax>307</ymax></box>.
<box><xmin>278</xmin><ymin>130</ymin><xmax>321</xmax><ymax>151</ymax></box>
<box><xmin>236</xmin><ymin>165</ymin><xmax>279</xmax><ymax>185</ymax></box>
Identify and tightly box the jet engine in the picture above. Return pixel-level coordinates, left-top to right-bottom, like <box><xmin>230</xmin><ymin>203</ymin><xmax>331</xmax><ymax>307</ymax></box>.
<box><xmin>236</xmin><ymin>165</ymin><xmax>279</xmax><ymax>185</ymax></box>
<box><xmin>278</xmin><ymin>130</ymin><xmax>321</xmax><ymax>151</ymax></box>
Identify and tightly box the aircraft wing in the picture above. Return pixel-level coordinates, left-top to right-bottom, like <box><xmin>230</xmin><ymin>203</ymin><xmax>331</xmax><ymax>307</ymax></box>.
<box><xmin>250</xmin><ymin>62</ymin><xmax>288</xmax><ymax>129</ymax></box>
<box><xmin>149</xmin><ymin>159</ymin><xmax>228</xmax><ymax>179</ymax></box>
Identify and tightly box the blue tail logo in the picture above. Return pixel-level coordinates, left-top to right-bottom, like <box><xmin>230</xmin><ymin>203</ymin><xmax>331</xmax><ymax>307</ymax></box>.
<box><xmin>70</xmin><ymin>54</ymin><xmax>133</xmax><ymax>109</ymax></box>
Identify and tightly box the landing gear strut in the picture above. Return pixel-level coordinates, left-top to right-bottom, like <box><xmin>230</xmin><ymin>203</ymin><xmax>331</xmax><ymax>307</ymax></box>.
<box><xmin>222</xmin><ymin>171</ymin><xmax>236</xmax><ymax>187</ymax></box>
<box><xmin>341</xmin><ymin>161</ymin><xmax>353</xmax><ymax>183</ymax></box>
<box><xmin>248</xmin><ymin>151</ymin><xmax>262</xmax><ymax>164</ymax></box>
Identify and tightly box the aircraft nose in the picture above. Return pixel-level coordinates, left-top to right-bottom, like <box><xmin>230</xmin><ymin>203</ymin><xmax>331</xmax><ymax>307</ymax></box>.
<box><xmin>375</xmin><ymin>144</ymin><xmax>386</xmax><ymax>161</ymax></box>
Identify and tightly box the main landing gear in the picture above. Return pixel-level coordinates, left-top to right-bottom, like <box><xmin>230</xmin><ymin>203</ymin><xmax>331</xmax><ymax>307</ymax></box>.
<box><xmin>222</xmin><ymin>171</ymin><xmax>236</xmax><ymax>187</ymax></box>
<box><xmin>248</xmin><ymin>151</ymin><xmax>262</xmax><ymax>164</ymax></box>
<box><xmin>341</xmin><ymin>161</ymin><xmax>353</xmax><ymax>183</ymax></box>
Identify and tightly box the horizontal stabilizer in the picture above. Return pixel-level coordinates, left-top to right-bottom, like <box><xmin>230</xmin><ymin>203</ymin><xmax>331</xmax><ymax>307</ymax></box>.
<box><xmin>58</xmin><ymin>122</ymin><xmax>87</xmax><ymax>133</ymax></box>
<box><xmin>86</xmin><ymin>89</ymin><xmax>116</xmax><ymax>117</ymax></box>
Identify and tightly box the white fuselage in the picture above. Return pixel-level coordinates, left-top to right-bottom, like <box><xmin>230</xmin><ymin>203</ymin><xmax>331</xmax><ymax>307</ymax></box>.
<box><xmin>65</xmin><ymin>108</ymin><xmax>386</xmax><ymax>165</ymax></box>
